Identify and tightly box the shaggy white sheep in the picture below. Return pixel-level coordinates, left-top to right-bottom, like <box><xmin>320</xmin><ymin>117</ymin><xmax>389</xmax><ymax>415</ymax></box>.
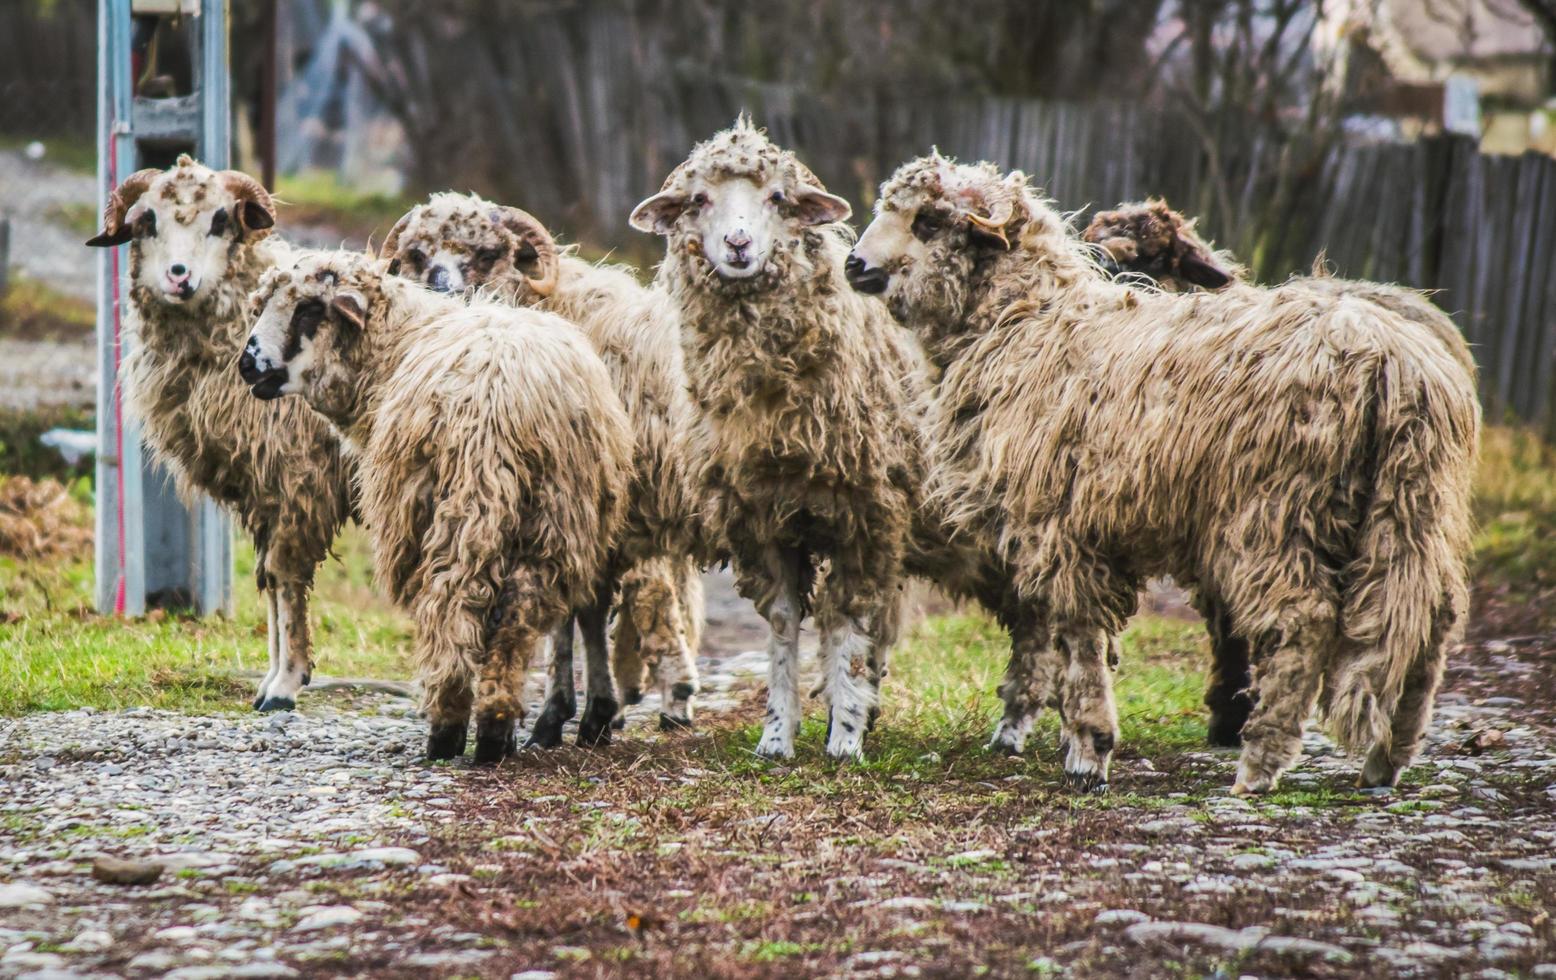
<box><xmin>379</xmin><ymin>193</ymin><xmax>703</xmax><ymax>742</ymax></box>
<box><xmin>86</xmin><ymin>155</ymin><xmax>351</xmax><ymax>713</ymax></box>
<box><xmin>240</xmin><ymin>250</ymin><xmax>633</xmax><ymax>761</ymax></box>
<box><xmin>849</xmin><ymin>154</ymin><xmax>1479</xmax><ymax>793</ymax></box>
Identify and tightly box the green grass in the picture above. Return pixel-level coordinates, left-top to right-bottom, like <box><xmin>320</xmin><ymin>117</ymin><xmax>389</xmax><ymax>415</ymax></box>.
<box><xmin>0</xmin><ymin>135</ymin><xmax>96</xmax><ymax>175</ymax></box>
<box><xmin>273</xmin><ymin>170</ymin><xmax>418</xmax><ymax>245</ymax></box>
<box><xmin>1472</xmin><ymin>425</ymin><xmax>1556</xmax><ymax>598</ymax></box>
<box><xmin>0</xmin><ymin>274</ymin><xmax>95</xmax><ymax>341</ymax></box>
<box><xmin>0</xmin><ymin>525</ymin><xmax>411</xmax><ymax>715</ymax></box>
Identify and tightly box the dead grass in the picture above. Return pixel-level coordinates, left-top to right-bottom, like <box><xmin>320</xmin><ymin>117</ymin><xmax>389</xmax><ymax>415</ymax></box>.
<box><xmin>0</xmin><ymin>275</ymin><xmax>95</xmax><ymax>341</ymax></box>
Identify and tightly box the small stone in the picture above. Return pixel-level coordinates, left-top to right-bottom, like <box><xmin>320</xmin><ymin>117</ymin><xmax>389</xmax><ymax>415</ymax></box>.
<box><xmin>61</xmin><ymin>929</ymin><xmax>114</xmax><ymax>952</ymax></box>
<box><xmin>155</xmin><ymin>925</ymin><xmax>200</xmax><ymax>943</ymax></box>
<box><xmin>1230</xmin><ymin>853</ymin><xmax>1275</xmax><ymax>871</ymax></box>
<box><xmin>0</xmin><ymin>883</ymin><xmax>53</xmax><ymax>907</ymax></box>
<box><xmin>1095</xmin><ymin>909</ymin><xmax>1150</xmax><ymax>927</ymax></box>
<box><xmin>511</xmin><ymin>972</ymin><xmax>559</xmax><ymax>980</ymax></box>
<box><xmin>291</xmin><ymin>906</ymin><xmax>364</xmax><ymax>932</ymax></box>
<box><xmin>91</xmin><ymin>854</ymin><xmax>165</xmax><ymax>885</ymax></box>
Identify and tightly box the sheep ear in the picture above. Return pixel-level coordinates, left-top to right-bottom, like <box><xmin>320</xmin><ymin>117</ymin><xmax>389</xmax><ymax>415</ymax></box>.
<box><xmin>793</xmin><ymin>186</ymin><xmax>851</xmax><ymax>226</ymax></box>
<box><xmin>331</xmin><ymin>291</ymin><xmax>367</xmax><ymax>332</ymax></box>
<box><xmin>239</xmin><ymin>200</ymin><xmax>276</xmax><ymax>233</ymax></box>
<box><xmin>1097</xmin><ymin>236</ymin><xmax>1138</xmax><ymax>264</ymax></box>
<box><xmin>629</xmin><ymin>192</ymin><xmax>687</xmax><ymax>235</ymax></box>
<box><xmin>1180</xmin><ymin>252</ymin><xmax>1232</xmax><ymax>290</ymax></box>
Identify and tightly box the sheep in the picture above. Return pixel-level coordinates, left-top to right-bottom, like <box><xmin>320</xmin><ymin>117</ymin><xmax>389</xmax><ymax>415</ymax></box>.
<box><xmin>628</xmin><ymin>118</ymin><xmax>927</xmax><ymax>760</ymax></box>
<box><xmin>378</xmin><ymin>193</ymin><xmax>702</xmax><ymax>741</ymax></box>
<box><xmin>238</xmin><ymin>250</ymin><xmax>633</xmax><ymax>762</ymax></box>
<box><xmin>86</xmin><ymin>154</ymin><xmax>352</xmax><ymax>714</ymax></box>
<box><xmin>1082</xmin><ymin>199</ymin><xmax>1477</xmax><ymax>376</ymax></box>
<box><xmin>847</xmin><ymin>153</ymin><xmax>1480</xmax><ymax>793</ymax></box>
<box><xmin>1083</xmin><ymin>199</ymin><xmax>1480</xmax><ymax>748</ymax></box>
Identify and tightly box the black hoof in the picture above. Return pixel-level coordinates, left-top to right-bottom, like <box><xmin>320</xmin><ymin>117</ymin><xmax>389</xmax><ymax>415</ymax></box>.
<box><xmin>659</xmin><ymin>713</ymin><xmax>694</xmax><ymax>732</ymax></box>
<box><xmin>300</xmin><ymin>671</ymin><xmax>312</xmax><ymax>688</ymax></box>
<box><xmin>475</xmin><ymin>717</ymin><xmax>516</xmax><ymax>764</ymax></box>
<box><xmin>257</xmin><ymin>696</ymin><xmax>295</xmax><ymax>713</ymax></box>
<box><xmin>1206</xmin><ymin>714</ymin><xmax>1246</xmax><ymax>748</ymax></box>
<box><xmin>866</xmin><ymin>705</ymin><xmax>881</xmax><ymax>733</ymax></box>
<box><xmin>251</xmin><ymin>692</ymin><xmax>266</xmax><ymax>711</ymax></box>
<box><xmin>621</xmin><ymin>687</ymin><xmax>644</xmax><ymax>706</ymax></box>
<box><xmin>426</xmin><ymin>724</ymin><xmax>468</xmax><ymax>760</ymax></box>
<box><xmin>577</xmin><ymin>696</ymin><xmax>618</xmax><ymax>747</ymax></box>
<box><xmin>1063</xmin><ymin>770</ymin><xmax>1109</xmax><ymax>794</ymax></box>
<box><xmin>523</xmin><ymin>692</ymin><xmax>574</xmax><ymax>750</ymax></box>
<box><xmin>990</xmin><ymin>739</ymin><xmax>1021</xmax><ymax>758</ymax></box>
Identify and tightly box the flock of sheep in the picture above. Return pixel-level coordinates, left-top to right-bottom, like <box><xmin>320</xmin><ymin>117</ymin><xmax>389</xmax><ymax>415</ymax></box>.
<box><xmin>85</xmin><ymin>116</ymin><xmax>1479</xmax><ymax>795</ymax></box>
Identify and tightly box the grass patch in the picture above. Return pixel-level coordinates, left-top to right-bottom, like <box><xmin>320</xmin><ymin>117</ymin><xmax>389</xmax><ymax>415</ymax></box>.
<box><xmin>273</xmin><ymin>170</ymin><xmax>418</xmax><ymax>245</ymax></box>
<box><xmin>0</xmin><ymin>135</ymin><xmax>96</xmax><ymax>175</ymax></box>
<box><xmin>1472</xmin><ymin>425</ymin><xmax>1556</xmax><ymax>598</ymax></box>
<box><xmin>0</xmin><ymin>524</ymin><xmax>411</xmax><ymax>715</ymax></box>
<box><xmin>0</xmin><ymin>274</ymin><xmax>95</xmax><ymax>341</ymax></box>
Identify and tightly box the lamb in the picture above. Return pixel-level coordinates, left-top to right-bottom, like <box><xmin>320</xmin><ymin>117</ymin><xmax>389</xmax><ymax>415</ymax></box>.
<box><xmin>1083</xmin><ymin>198</ymin><xmax>1480</xmax><ymax>748</ymax></box>
<box><xmin>238</xmin><ymin>250</ymin><xmax>633</xmax><ymax>762</ymax></box>
<box><xmin>628</xmin><ymin>118</ymin><xmax>927</xmax><ymax>760</ymax></box>
<box><xmin>86</xmin><ymin>155</ymin><xmax>352</xmax><ymax>714</ymax></box>
<box><xmin>847</xmin><ymin>153</ymin><xmax>1479</xmax><ymax>793</ymax></box>
<box><xmin>378</xmin><ymin>193</ymin><xmax>702</xmax><ymax>741</ymax></box>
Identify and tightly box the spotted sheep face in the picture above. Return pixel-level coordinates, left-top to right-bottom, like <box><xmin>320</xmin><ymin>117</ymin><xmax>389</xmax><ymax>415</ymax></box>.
<box><xmin>847</xmin><ymin>154</ymin><xmax>1024</xmax><ymax>328</ymax></box>
<box><xmin>630</xmin><ymin>118</ymin><xmax>850</xmax><ymax>288</ymax></box>
<box><xmin>87</xmin><ymin>154</ymin><xmax>276</xmax><ymax>311</ymax></box>
<box><xmin>379</xmin><ymin>193</ymin><xmax>559</xmax><ymax>301</ymax></box>
<box><xmin>239</xmin><ymin>253</ymin><xmax>377</xmax><ymax>421</ymax></box>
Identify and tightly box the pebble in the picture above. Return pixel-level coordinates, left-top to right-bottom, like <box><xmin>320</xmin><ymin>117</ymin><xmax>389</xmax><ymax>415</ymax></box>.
<box><xmin>0</xmin><ymin>883</ymin><xmax>53</xmax><ymax>907</ymax></box>
<box><xmin>91</xmin><ymin>854</ymin><xmax>165</xmax><ymax>885</ymax></box>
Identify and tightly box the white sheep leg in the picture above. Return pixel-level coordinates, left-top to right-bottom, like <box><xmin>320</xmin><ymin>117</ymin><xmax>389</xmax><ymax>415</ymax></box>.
<box><xmin>990</xmin><ymin>618</ymin><xmax>1062</xmax><ymax>756</ymax></box>
<box><xmin>258</xmin><ymin>582</ymin><xmax>312</xmax><ymax>712</ymax></box>
<box><xmin>822</xmin><ymin>615</ymin><xmax>876</xmax><ymax>760</ymax></box>
<box><xmin>657</xmin><ymin>635</ymin><xmax>700</xmax><ymax>731</ymax></box>
<box><xmin>755</xmin><ymin>586</ymin><xmax>802</xmax><ymax>760</ymax></box>
<box><xmin>1057</xmin><ymin>626</ymin><xmax>1119</xmax><ymax>793</ymax></box>
<box><xmin>253</xmin><ymin>588</ymin><xmax>281</xmax><ymax>710</ymax></box>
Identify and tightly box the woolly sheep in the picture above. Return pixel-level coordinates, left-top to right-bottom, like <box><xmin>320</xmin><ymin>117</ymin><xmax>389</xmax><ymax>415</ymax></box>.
<box><xmin>849</xmin><ymin>154</ymin><xmax>1479</xmax><ymax>793</ymax></box>
<box><xmin>379</xmin><ymin>193</ymin><xmax>703</xmax><ymax>741</ymax></box>
<box><xmin>239</xmin><ymin>250</ymin><xmax>633</xmax><ymax>762</ymax></box>
<box><xmin>1083</xmin><ymin>198</ymin><xmax>1480</xmax><ymax>748</ymax></box>
<box><xmin>629</xmin><ymin>118</ymin><xmax>926</xmax><ymax>760</ymax></box>
<box><xmin>86</xmin><ymin>155</ymin><xmax>352</xmax><ymax>714</ymax></box>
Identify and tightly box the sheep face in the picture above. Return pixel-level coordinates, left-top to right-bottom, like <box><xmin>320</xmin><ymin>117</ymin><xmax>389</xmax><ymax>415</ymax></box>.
<box><xmin>381</xmin><ymin>193</ymin><xmax>559</xmax><ymax>300</ymax></box>
<box><xmin>847</xmin><ymin>155</ymin><xmax>1024</xmax><ymax>327</ymax></box>
<box><xmin>240</xmin><ymin>253</ymin><xmax>376</xmax><ymax>419</ymax></box>
<box><xmin>630</xmin><ymin>119</ymin><xmax>849</xmax><ymax>289</ymax></box>
<box><xmin>1082</xmin><ymin>201</ymin><xmax>1232</xmax><ymax>291</ymax></box>
<box><xmin>86</xmin><ymin>154</ymin><xmax>275</xmax><ymax>311</ymax></box>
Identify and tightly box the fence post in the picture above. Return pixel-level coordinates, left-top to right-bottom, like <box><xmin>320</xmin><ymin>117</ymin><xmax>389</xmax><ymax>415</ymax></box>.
<box><xmin>0</xmin><ymin>214</ymin><xmax>10</xmax><ymax>300</ymax></box>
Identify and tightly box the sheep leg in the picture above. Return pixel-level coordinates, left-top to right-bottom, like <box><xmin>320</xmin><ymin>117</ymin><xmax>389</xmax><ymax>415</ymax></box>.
<box><xmin>1233</xmin><ymin>616</ymin><xmax>1332</xmax><ymax>795</ymax></box>
<box><xmin>1201</xmin><ymin>597</ymin><xmax>1255</xmax><ymax>748</ymax></box>
<box><xmin>990</xmin><ymin>611</ymin><xmax>1061</xmax><ymax>756</ymax></box>
<box><xmin>611</xmin><ymin>592</ymin><xmax>648</xmax><ymax>709</ymax></box>
<box><xmin>1056</xmin><ymin>626</ymin><xmax>1120</xmax><ymax>793</ymax></box>
<box><xmin>656</xmin><ymin>565</ymin><xmax>703</xmax><ymax>731</ymax></box>
<box><xmin>257</xmin><ymin>582</ymin><xmax>313</xmax><ymax>713</ymax></box>
<box><xmin>524</xmin><ymin>617</ymin><xmax>576</xmax><ymax>749</ymax></box>
<box><xmin>474</xmin><ymin>576</ymin><xmax>550</xmax><ymax>764</ymax></box>
<box><xmin>754</xmin><ymin>546</ymin><xmax>804</xmax><ymax>761</ymax></box>
<box><xmin>1359</xmin><ymin>602</ymin><xmax>1456</xmax><ymax>788</ymax></box>
<box><xmin>576</xmin><ymin>589</ymin><xmax>619</xmax><ymax>747</ymax></box>
<box><xmin>253</xmin><ymin>587</ymin><xmax>281</xmax><ymax>710</ymax></box>
<box><xmin>819</xmin><ymin>608</ymin><xmax>878</xmax><ymax>761</ymax></box>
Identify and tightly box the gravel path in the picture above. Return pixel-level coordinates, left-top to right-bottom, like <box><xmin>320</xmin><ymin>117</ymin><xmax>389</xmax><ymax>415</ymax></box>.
<box><xmin>0</xmin><ymin>149</ymin><xmax>97</xmax><ymax>303</ymax></box>
<box><xmin>2</xmin><ymin>575</ymin><xmax>1553</xmax><ymax>977</ymax></box>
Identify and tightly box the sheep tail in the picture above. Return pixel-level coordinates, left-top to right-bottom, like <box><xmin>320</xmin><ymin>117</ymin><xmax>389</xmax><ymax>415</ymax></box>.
<box><xmin>1325</xmin><ymin>351</ymin><xmax>1477</xmax><ymax>755</ymax></box>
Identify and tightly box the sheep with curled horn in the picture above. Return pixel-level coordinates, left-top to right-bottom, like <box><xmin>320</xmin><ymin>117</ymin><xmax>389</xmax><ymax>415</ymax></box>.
<box><xmin>86</xmin><ymin>154</ymin><xmax>353</xmax><ymax>715</ymax></box>
<box><xmin>848</xmin><ymin>153</ymin><xmax>1479</xmax><ymax>794</ymax></box>
<box><xmin>379</xmin><ymin>192</ymin><xmax>703</xmax><ymax>744</ymax></box>
<box><xmin>240</xmin><ymin>250</ymin><xmax>633</xmax><ymax>762</ymax></box>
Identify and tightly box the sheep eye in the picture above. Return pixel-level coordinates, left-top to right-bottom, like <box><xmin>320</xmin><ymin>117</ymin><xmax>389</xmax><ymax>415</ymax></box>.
<box><xmin>135</xmin><ymin>210</ymin><xmax>157</xmax><ymax>238</ymax></box>
<box><xmin>405</xmin><ymin>248</ymin><xmax>425</xmax><ymax>267</ymax></box>
<box><xmin>910</xmin><ymin>212</ymin><xmax>939</xmax><ymax>242</ymax></box>
<box><xmin>290</xmin><ymin>298</ymin><xmax>325</xmax><ymax>338</ymax></box>
<box><xmin>209</xmin><ymin>208</ymin><xmax>229</xmax><ymax>236</ymax></box>
<box><xmin>768</xmin><ymin>190</ymin><xmax>786</xmax><ymax>204</ymax></box>
<box><xmin>692</xmin><ymin>192</ymin><xmax>710</xmax><ymax>207</ymax></box>
<box><xmin>475</xmin><ymin>246</ymin><xmax>505</xmax><ymax>265</ymax></box>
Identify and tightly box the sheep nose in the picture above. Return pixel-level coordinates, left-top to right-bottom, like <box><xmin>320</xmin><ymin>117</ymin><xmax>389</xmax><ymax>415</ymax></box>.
<box><xmin>845</xmin><ymin>253</ymin><xmax>888</xmax><ymax>294</ymax></box>
<box><xmin>724</xmin><ymin>231</ymin><xmax>752</xmax><ymax>250</ymax></box>
<box><xmin>168</xmin><ymin>263</ymin><xmax>189</xmax><ymax>281</ymax></box>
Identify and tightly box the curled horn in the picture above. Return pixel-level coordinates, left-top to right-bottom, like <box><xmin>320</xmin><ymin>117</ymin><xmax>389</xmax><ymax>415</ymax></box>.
<box><xmin>380</xmin><ymin>210</ymin><xmax>414</xmax><ymax>260</ymax></box>
<box><xmin>495</xmin><ymin>206</ymin><xmax>560</xmax><ymax>298</ymax></box>
<box><xmin>218</xmin><ymin>170</ymin><xmax>277</xmax><ymax>235</ymax></box>
<box><xmin>86</xmin><ymin>168</ymin><xmax>161</xmax><ymax>245</ymax></box>
<box><xmin>966</xmin><ymin>198</ymin><xmax>1015</xmax><ymax>250</ymax></box>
